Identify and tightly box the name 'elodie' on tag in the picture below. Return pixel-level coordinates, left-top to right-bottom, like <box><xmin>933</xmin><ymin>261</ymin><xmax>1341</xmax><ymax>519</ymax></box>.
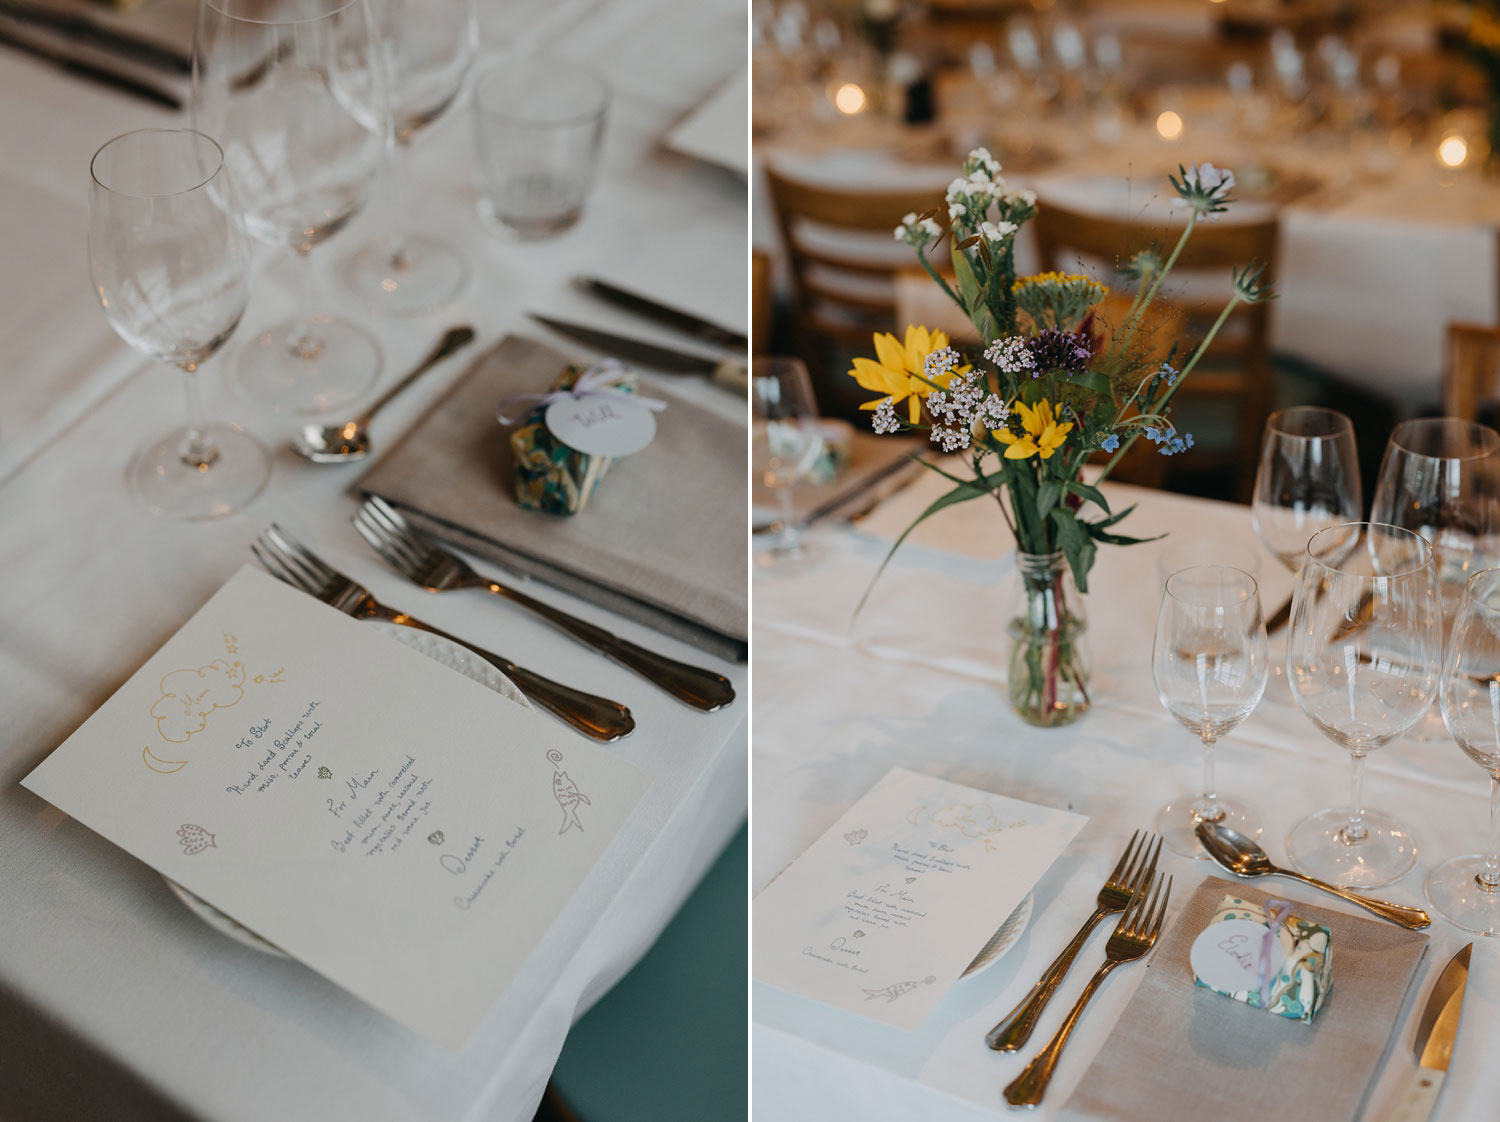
<box><xmin>545</xmin><ymin>381</ymin><xmax>663</xmax><ymax>458</ymax></box>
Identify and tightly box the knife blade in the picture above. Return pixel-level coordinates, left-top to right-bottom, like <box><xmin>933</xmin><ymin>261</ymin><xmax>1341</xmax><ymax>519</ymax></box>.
<box><xmin>1381</xmin><ymin>943</ymin><xmax>1471</xmax><ymax>1122</ymax></box>
<box><xmin>529</xmin><ymin>313</ymin><xmax>746</xmax><ymax>393</ymax></box>
<box><xmin>0</xmin><ymin>20</ymin><xmax>182</xmax><ymax>110</ymax></box>
<box><xmin>0</xmin><ymin>0</ymin><xmax>191</xmax><ymax>74</ymax></box>
<box><xmin>572</xmin><ymin>275</ymin><xmax>747</xmax><ymax>349</ymax></box>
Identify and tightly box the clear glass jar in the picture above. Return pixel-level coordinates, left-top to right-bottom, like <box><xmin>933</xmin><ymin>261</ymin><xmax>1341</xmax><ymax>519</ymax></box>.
<box><xmin>1008</xmin><ymin>551</ymin><xmax>1090</xmax><ymax>727</ymax></box>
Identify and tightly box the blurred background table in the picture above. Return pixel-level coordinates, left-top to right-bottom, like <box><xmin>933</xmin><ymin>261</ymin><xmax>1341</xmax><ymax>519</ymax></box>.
<box><xmin>0</xmin><ymin>1</ymin><xmax>747</xmax><ymax>1120</ymax></box>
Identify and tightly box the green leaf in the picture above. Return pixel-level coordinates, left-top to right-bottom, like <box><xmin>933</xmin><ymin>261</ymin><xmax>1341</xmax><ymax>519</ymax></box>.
<box><xmin>1037</xmin><ymin>481</ymin><xmax>1062</xmax><ymax>519</ymax></box>
<box><xmin>1071</xmin><ymin>370</ymin><xmax>1112</xmax><ymax>397</ymax></box>
<box><xmin>853</xmin><ymin>480</ymin><xmax>989</xmax><ymax>618</ymax></box>
<box><xmin>1086</xmin><ymin>526</ymin><xmax>1166</xmax><ymax>547</ymax></box>
<box><xmin>1064</xmin><ymin>479</ymin><xmax>1111</xmax><ymax>515</ymax></box>
<box><xmin>1048</xmin><ymin>507</ymin><xmax>1095</xmax><ymax>592</ymax></box>
<box><xmin>952</xmin><ymin>246</ymin><xmax>981</xmax><ymax>310</ymax></box>
<box><xmin>1093</xmin><ymin>502</ymin><xmax>1137</xmax><ymax>530</ymax></box>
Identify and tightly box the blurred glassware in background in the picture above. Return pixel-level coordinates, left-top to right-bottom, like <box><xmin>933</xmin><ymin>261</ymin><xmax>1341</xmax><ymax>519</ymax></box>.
<box><xmin>471</xmin><ymin>57</ymin><xmax>610</xmax><ymax>240</ymax></box>
<box><xmin>88</xmin><ymin>128</ymin><xmax>270</xmax><ymax>519</ymax></box>
<box><xmin>341</xmin><ymin>0</ymin><xmax>477</xmax><ymax>317</ymax></box>
<box><xmin>752</xmin><ymin>356</ymin><xmax>825</xmax><ymax>571</ymax></box>
<box><xmin>193</xmin><ymin>0</ymin><xmax>390</xmax><ymax>417</ymax></box>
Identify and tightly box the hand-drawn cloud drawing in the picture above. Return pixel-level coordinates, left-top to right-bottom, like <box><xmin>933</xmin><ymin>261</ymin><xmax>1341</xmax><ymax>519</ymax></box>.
<box><xmin>150</xmin><ymin>660</ymin><xmax>247</xmax><ymax>743</ymax></box>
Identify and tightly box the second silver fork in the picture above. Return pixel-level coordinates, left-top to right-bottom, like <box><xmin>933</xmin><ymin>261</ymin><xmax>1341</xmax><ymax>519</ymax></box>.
<box><xmin>252</xmin><ymin>524</ymin><xmax>635</xmax><ymax>742</ymax></box>
<box><xmin>352</xmin><ymin>496</ymin><xmax>735</xmax><ymax>712</ymax></box>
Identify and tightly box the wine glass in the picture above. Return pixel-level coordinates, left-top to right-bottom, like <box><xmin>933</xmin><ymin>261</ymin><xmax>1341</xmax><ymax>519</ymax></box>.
<box><xmin>1286</xmin><ymin>522</ymin><xmax>1441</xmax><ymax>887</ymax></box>
<box><xmin>1371</xmin><ymin>418</ymin><xmax>1500</xmax><ymax>736</ymax></box>
<box><xmin>1151</xmin><ymin>565</ymin><xmax>1269</xmax><ymax>857</ymax></box>
<box><xmin>752</xmin><ymin>357</ymin><xmax>824</xmax><ymax>570</ymax></box>
<box><xmin>88</xmin><ymin>128</ymin><xmax>270</xmax><ymax>519</ymax></box>
<box><xmin>340</xmin><ymin>0</ymin><xmax>476</xmax><ymax>315</ymax></box>
<box><xmin>193</xmin><ymin>0</ymin><xmax>390</xmax><ymax>415</ymax></box>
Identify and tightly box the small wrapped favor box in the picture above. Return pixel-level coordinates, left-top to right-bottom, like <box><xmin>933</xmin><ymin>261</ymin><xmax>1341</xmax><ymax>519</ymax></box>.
<box><xmin>509</xmin><ymin>365</ymin><xmax>638</xmax><ymax>515</ymax></box>
<box><xmin>1193</xmin><ymin>894</ymin><xmax>1332</xmax><ymax>1023</ymax></box>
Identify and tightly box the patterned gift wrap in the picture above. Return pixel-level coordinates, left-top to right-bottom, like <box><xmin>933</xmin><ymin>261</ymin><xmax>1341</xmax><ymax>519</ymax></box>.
<box><xmin>1194</xmin><ymin>894</ymin><xmax>1332</xmax><ymax>1022</ymax></box>
<box><xmin>509</xmin><ymin>365</ymin><xmax>638</xmax><ymax>515</ymax></box>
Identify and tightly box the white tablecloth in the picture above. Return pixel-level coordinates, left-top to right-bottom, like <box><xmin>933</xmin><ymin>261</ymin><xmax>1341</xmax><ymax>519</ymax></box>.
<box><xmin>0</xmin><ymin>1</ymin><xmax>747</xmax><ymax>1119</ymax></box>
<box><xmin>752</xmin><ymin>471</ymin><xmax>1500</xmax><ymax>1122</ymax></box>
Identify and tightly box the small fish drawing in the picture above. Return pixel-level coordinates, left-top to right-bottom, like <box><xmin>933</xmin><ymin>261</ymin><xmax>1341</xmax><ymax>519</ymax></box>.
<box><xmin>427</xmin><ymin>830</ymin><xmax>445</xmax><ymax>846</ymax></box>
<box><xmin>317</xmin><ymin>766</ymin><xmax>332</xmax><ymax>780</ymax></box>
<box><xmin>844</xmin><ymin>829</ymin><xmax>867</xmax><ymax>846</ymax></box>
<box><xmin>862</xmin><ymin>976</ymin><xmax>936</xmax><ymax>1003</ymax></box>
<box><xmin>177</xmin><ymin>824</ymin><xmax>216</xmax><ymax>856</ymax></box>
<box><xmin>553</xmin><ymin>770</ymin><xmax>592</xmax><ymax>835</ymax></box>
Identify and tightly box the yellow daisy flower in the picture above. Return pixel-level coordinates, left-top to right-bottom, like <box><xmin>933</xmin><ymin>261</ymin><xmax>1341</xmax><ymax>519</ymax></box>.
<box><xmin>994</xmin><ymin>399</ymin><xmax>1073</xmax><ymax>460</ymax></box>
<box><xmin>848</xmin><ymin>325</ymin><xmax>967</xmax><ymax>424</ymax></box>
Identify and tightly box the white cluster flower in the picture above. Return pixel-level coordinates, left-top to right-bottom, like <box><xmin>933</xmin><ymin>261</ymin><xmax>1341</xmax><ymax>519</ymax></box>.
<box><xmin>1171</xmin><ymin>162</ymin><xmax>1236</xmax><ymax>218</ymax></box>
<box><xmin>871</xmin><ymin>397</ymin><xmax>900</xmax><ymax>434</ymax></box>
<box><xmin>926</xmin><ymin>390</ymin><xmax>951</xmax><ymax>419</ymax></box>
<box><xmin>978</xmin><ymin>395</ymin><xmax>1011</xmax><ymax>427</ymax></box>
<box><xmin>923</xmin><ymin>346</ymin><xmax>960</xmax><ymax>381</ymax></box>
<box><xmin>893</xmin><ymin>211</ymin><xmax>942</xmax><ymax>246</ymax></box>
<box><xmin>931</xmin><ymin>424</ymin><xmax>972</xmax><ymax>453</ymax></box>
<box><xmin>984</xmin><ymin>336</ymin><xmax>1036</xmax><ymax>377</ymax></box>
<box><xmin>977</xmin><ymin>220</ymin><xmax>1018</xmax><ymax>243</ymax></box>
<box><xmin>947</xmin><ymin>373</ymin><xmax>985</xmax><ymax>416</ymax></box>
<box><xmin>948</xmin><ymin>202</ymin><xmax>967</xmax><ymax>221</ymax></box>
<box><xmin>967</xmin><ymin>147</ymin><xmax>1003</xmax><ymax>178</ymax></box>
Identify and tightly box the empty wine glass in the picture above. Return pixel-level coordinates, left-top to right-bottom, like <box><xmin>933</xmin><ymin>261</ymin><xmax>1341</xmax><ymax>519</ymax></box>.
<box><xmin>1151</xmin><ymin>565</ymin><xmax>1269</xmax><ymax>857</ymax></box>
<box><xmin>1432</xmin><ymin>565</ymin><xmax>1500</xmax><ymax>935</ymax></box>
<box><xmin>1372</xmin><ymin>418</ymin><xmax>1500</xmax><ymax>738</ymax></box>
<box><xmin>88</xmin><ymin>128</ymin><xmax>270</xmax><ymax>519</ymax></box>
<box><xmin>193</xmin><ymin>0</ymin><xmax>390</xmax><ymax>415</ymax></box>
<box><xmin>753</xmin><ymin>356</ymin><xmax>823</xmax><ymax>570</ymax></box>
<box><xmin>340</xmin><ymin>0</ymin><xmax>476</xmax><ymax>315</ymax></box>
<box><xmin>1286</xmin><ymin>522</ymin><xmax>1441</xmax><ymax>887</ymax></box>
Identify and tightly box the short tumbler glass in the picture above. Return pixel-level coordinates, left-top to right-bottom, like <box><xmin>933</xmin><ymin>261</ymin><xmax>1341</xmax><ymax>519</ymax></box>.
<box><xmin>472</xmin><ymin>57</ymin><xmax>609</xmax><ymax>239</ymax></box>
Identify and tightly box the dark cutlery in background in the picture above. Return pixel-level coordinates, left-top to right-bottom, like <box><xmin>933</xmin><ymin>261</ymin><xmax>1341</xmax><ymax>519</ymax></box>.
<box><xmin>529</xmin><ymin>312</ymin><xmax>747</xmax><ymax>392</ymax></box>
<box><xmin>0</xmin><ymin>19</ymin><xmax>181</xmax><ymax>110</ymax></box>
<box><xmin>572</xmin><ymin>275</ymin><xmax>747</xmax><ymax>350</ymax></box>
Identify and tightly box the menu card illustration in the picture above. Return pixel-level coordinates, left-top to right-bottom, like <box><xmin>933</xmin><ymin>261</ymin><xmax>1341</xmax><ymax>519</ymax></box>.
<box><xmin>23</xmin><ymin>566</ymin><xmax>651</xmax><ymax>1050</ymax></box>
<box><xmin>754</xmin><ymin>768</ymin><xmax>1086</xmax><ymax>1028</ymax></box>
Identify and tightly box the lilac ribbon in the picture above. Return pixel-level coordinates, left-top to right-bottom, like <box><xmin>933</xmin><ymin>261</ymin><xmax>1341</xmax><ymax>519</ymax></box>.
<box><xmin>496</xmin><ymin>360</ymin><xmax>669</xmax><ymax>425</ymax></box>
<box><xmin>1257</xmin><ymin>898</ymin><xmax>1294</xmax><ymax>1007</ymax></box>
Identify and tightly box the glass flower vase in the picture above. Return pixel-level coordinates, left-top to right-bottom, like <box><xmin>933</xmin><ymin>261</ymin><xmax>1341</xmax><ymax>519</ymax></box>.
<box><xmin>1008</xmin><ymin>551</ymin><xmax>1090</xmax><ymax>727</ymax></box>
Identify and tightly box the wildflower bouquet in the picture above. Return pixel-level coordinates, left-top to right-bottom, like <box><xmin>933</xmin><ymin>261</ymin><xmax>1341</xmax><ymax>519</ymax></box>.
<box><xmin>849</xmin><ymin>149</ymin><xmax>1273</xmax><ymax>726</ymax></box>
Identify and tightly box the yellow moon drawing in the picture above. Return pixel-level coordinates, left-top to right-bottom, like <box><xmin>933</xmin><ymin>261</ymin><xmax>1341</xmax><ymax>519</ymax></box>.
<box><xmin>142</xmin><ymin>746</ymin><xmax>188</xmax><ymax>774</ymax></box>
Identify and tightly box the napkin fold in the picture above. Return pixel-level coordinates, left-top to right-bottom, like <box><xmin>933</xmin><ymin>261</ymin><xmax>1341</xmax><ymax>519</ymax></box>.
<box><xmin>1057</xmin><ymin>875</ymin><xmax>1429</xmax><ymax>1122</ymax></box>
<box><xmin>356</xmin><ymin>334</ymin><xmax>748</xmax><ymax>661</ymax></box>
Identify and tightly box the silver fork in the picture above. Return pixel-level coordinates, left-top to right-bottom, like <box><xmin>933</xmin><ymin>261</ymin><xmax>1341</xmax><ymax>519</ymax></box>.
<box><xmin>352</xmin><ymin>497</ymin><xmax>735</xmax><ymax>711</ymax></box>
<box><xmin>986</xmin><ymin>830</ymin><xmax>1162</xmax><ymax>1051</ymax></box>
<box><xmin>1003</xmin><ymin>870</ymin><xmax>1173</xmax><ymax>1109</ymax></box>
<box><xmin>251</xmin><ymin>524</ymin><xmax>635</xmax><ymax>743</ymax></box>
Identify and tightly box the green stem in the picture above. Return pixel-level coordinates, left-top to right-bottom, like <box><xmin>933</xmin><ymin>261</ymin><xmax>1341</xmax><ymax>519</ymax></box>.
<box><xmin>1113</xmin><ymin>212</ymin><xmax>1198</xmax><ymax>362</ymax></box>
<box><xmin>917</xmin><ymin>250</ymin><xmax>967</xmax><ymax>313</ymax></box>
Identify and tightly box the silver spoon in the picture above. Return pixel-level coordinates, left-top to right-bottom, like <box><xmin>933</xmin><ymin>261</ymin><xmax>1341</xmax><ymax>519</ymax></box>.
<box><xmin>1195</xmin><ymin>821</ymin><xmax>1430</xmax><ymax>929</ymax></box>
<box><xmin>293</xmin><ymin>325</ymin><xmax>476</xmax><ymax>463</ymax></box>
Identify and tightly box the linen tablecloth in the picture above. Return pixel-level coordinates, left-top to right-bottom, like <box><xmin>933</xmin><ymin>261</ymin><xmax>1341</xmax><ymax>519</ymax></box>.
<box><xmin>0</xmin><ymin>0</ymin><xmax>747</xmax><ymax>1119</ymax></box>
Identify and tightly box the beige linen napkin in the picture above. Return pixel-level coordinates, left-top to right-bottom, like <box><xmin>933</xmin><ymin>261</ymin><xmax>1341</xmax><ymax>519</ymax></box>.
<box><xmin>357</xmin><ymin>334</ymin><xmax>747</xmax><ymax>661</ymax></box>
<box><xmin>1058</xmin><ymin>875</ymin><xmax>1429</xmax><ymax>1122</ymax></box>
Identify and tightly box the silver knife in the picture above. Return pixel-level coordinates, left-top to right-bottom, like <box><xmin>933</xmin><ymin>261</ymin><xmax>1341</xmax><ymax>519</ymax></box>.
<box><xmin>1381</xmin><ymin>943</ymin><xmax>1471</xmax><ymax>1122</ymax></box>
<box><xmin>0</xmin><ymin>19</ymin><xmax>182</xmax><ymax>110</ymax></box>
<box><xmin>572</xmin><ymin>275</ymin><xmax>747</xmax><ymax>349</ymax></box>
<box><xmin>529</xmin><ymin>312</ymin><xmax>747</xmax><ymax>392</ymax></box>
<box><xmin>0</xmin><ymin>1</ymin><xmax>191</xmax><ymax>73</ymax></box>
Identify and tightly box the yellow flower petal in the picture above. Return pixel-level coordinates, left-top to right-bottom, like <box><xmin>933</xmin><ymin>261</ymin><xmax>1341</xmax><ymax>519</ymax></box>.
<box><xmin>849</xmin><ymin>356</ymin><xmax>907</xmax><ymax>395</ymax></box>
<box><xmin>873</xmin><ymin>332</ymin><xmax>907</xmax><ymax>374</ymax></box>
<box><xmin>906</xmin><ymin>394</ymin><xmax>922</xmax><ymax>425</ymax></box>
<box><xmin>1004</xmin><ymin>439</ymin><xmax>1039</xmax><ymax>459</ymax></box>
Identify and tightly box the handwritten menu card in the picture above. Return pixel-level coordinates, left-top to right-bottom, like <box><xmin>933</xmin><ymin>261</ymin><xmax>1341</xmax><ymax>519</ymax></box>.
<box><xmin>754</xmin><ymin>768</ymin><xmax>1086</xmax><ymax>1029</ymax></box>
<box><xmin>23</xmin><ymin>566</ymin><xmax>651</xmax><ymax>1050</ymax></box>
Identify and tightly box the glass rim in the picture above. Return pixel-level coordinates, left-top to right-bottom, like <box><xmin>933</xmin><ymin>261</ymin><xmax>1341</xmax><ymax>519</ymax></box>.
<box><xmin>89</xmin><ymin>128</ymin><xmax>226</xmax><ymax>200</ymax></box>
<box><xmin>472</xmin><ymin>58</ymin><xmax>611</xmax><ymax>127</ymax></box>
<box><xmin>1303</xmin><ymin>521</ymin><xmax>1433</xmax><ymax>579</ymax></box>
<box><xmin>202</xmin><ymin>0</ymin><xmax>363</xmax><ymax>28</ymax></box>
<box><xmin>1462</xmin><ymin>565</ymin><xmax>1500</xmax><ymax>603</ymax></box>
<box><xmin>1387</xmin><ymin>417</ymin><xmax>1500</xmax><ymax>462</ymax></box>
<box><xmin>1162</xmin><ymin>563</ymin><xmax>1260</xmax><ymax>605</ymax></box>
<box><xmin>1264</xmin><ymin>405</ymin><xmax>1354</xmax><ymax>441</ymax></box>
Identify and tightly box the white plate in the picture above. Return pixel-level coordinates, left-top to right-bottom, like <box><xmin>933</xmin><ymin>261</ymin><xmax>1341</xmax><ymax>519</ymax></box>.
<box><xmin>165</xmin><ymin>625</ymin><xmax>532</xmax><ymax>957</ymax></box>
<box><xmin>960</xmin><ymin>894</ymin><xmax>1034</xmax><ymax>978</ymax></box>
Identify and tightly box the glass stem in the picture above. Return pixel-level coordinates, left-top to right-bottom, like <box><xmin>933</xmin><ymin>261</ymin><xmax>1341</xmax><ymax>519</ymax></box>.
<box><xmin>386</xmin><ymin>135</ymin><xmax>415</xmax><ymax>268</ymax></box>
<box><xmin>1483</xmin><ymin>773</ymin><xmax>1500</xmax><ymax>892</ymax></box>
<box><xmin>1196</xmin><ymin>735</ymin><xmax>1224</xmax><ymax>821</ymax></box>
<box><xmin>178</xmin><ymin>365</ymin><xmax>219</xmax><ymax>470</ymax></box>
<box><xmin>286</xmin><ymin>245</ymin><xmax>325</xmax><ymax>361</ymax></box>
<box><xmin>1344</xmin><ymin>751</ymin><xmax>1368</xmax><ymax>843</ymax></box>
<box><xmin>776</xmin><ymin>483</ymin><xmax>801</xmax><ymax>556</ymax></box>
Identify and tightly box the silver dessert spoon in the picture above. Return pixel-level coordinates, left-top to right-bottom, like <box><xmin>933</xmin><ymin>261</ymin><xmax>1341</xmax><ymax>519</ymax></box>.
<box><xmin>1195</xmin><ymin>821</ymin><xmax>1430</xmax><ymax>929</ymax></box>
<box><xmin>293</xmin><ymin>325</ymin><xmax>475</xmax><ymax>463</ymax></box>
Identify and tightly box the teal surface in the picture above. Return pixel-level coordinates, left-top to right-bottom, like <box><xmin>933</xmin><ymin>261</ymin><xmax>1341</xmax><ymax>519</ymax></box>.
<box><xmin>549</xmin><ymin>826</ymin><xmax>748</xmax><ymax>1122</ymax></box>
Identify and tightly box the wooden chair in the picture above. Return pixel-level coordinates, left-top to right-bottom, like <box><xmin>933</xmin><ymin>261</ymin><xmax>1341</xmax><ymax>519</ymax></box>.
<box><xmin>1445</xmin><ymin>323</ymin><xmax>1500</xmax><ymax>422</ymax></box>
<box><xmin>751</xmin><ymin>250</ymin><xmax>771</xmax><ymax>355</ymax></box>
<box><xmin>764</xmin><ymin>162</ymin><xmax>946</xmax><ymax>394</ymax></box>
<box><xmin>1032</xmin><ymin>198</ymin><xmax>1280</xmax><ymax>499</ymax></box>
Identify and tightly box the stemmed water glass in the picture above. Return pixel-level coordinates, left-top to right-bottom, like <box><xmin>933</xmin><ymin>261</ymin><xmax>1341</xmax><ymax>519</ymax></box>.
<box><xmin>193</xmin><ymin>0</ymin><xmax>390</xmax><ymax>415</ymax></box>
<box><xmin>340</xmin><ymin>0</ymin><xmax>477</xmax><ymax>315</ymax></box>
<box><xmin>88</xmin><ymin>128</ymin><xmax>270</xmax><ymax>519</ymax></box>
<box><xmin>1151</xmin><ymin>565</ymin><xmax>1269</xmax><ymax>857</ymax></box>
<box><xmin>752</xmin><ymin>357</ymin><xmax>824</xmax><ymax>570</ymax></box>
<box><xmin>1371</xmin><ymin>418</ymin><xmax>1500</xmax><ymax>737</ymax></box>
<box><xmin>1433</xmin><ymin>565</ymin><xmax>1500</xmax><ymax>935</ymax></box>
<box><xmin>1286</xmin><ymin>522</ymin><xmax>1441</xmax><ymax>887</ymax></box>
<box><xmin>1251</xmin><ymin>406</ymin><xmax>1362</xmax><ymax>632</ymax></box>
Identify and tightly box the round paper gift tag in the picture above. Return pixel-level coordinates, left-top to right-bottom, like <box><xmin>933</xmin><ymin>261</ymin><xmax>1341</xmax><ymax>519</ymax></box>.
<box><xmin>1189</xmin><ymin>918</ymin><xmax>1285</xmax><ymax>994</ymax></box>
<box><xmin>544</xmin><ymin>394</ymin><xmax>657</xmax><ymax>458</ymax></box>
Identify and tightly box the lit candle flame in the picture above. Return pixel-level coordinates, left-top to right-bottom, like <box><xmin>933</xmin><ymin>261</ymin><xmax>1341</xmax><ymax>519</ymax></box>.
<box><xmin>1156</xmin><ymin>110</ymin><xmax>1184</xmax><ymax>140</ymax></box>
<box><xmin>1438</xmin><ymin>135</ymin><xmax>1469</xmax><ymax>168</ymax></box>
<box><xmin>833</xmin><ymin>83</ymin><xmax>866</xmax><ymax>116</ymax></box>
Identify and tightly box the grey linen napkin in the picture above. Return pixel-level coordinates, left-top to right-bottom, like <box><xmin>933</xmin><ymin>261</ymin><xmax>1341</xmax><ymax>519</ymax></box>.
<box><xmin>356</xmin><ymin>334</ymin><xmax>748</xmax><ymax>661</ymax></box>
<box><xmin>1058</xmin><ymin>875</ymin><xmax>1429</xmax><ymax>1122</ymax></box>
